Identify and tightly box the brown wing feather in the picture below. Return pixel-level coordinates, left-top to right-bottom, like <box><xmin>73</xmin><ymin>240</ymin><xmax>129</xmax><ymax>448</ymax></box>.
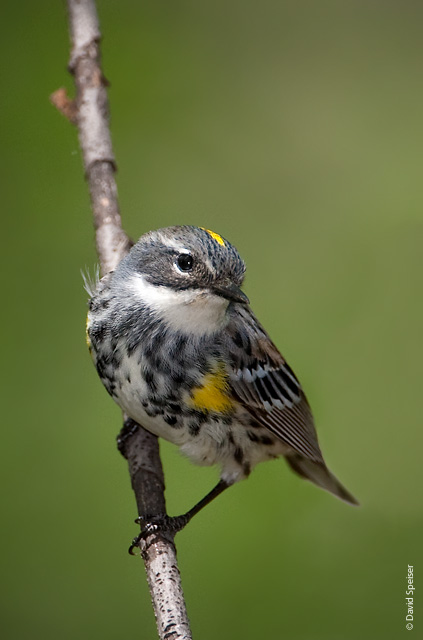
<box><xmin>225</xmin><ymin>305</ymin><xmax>324</xmax><ymax>463</ymax></box>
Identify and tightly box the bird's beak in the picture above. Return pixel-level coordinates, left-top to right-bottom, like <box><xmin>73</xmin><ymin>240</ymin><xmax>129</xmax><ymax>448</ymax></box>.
<box><xmin>213</xmin><ymin>282</ymin><xmax>249</xmax><ymax>305</ymax></box>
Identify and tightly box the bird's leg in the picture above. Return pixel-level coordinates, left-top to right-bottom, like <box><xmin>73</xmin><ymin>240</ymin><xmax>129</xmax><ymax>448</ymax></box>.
<box><xmin>171</xmin><ymin>478</ymin><xmax>231</xmax><ymax>526</ymax></box>
<box><xmin>129</xmin><ymin>479</ymin><xmax>230</xmax><ymax>554</ymax></box>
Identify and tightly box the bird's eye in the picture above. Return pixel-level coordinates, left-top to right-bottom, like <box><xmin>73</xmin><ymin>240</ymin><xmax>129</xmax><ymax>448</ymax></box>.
<box><xmin>176</xmin><ymin>253</ymin><xmax>194</xmax><ymax>271</ymax></box>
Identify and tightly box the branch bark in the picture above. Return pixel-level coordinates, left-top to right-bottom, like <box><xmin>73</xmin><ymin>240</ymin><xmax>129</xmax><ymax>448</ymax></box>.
<box><xmin>52</xmin><ymin>2</ymin><xmax>192</xmax><ymax>638</ymax></box>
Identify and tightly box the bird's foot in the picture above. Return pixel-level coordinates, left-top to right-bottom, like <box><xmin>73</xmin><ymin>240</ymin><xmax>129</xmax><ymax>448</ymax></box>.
<box><xmin>128</xmin><ymin>514</ymin><xmax>191</xmax><ymax>555</ymax></box>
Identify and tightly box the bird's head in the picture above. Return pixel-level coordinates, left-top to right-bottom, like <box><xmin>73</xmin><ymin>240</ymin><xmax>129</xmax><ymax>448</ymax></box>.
<box><xmin>113</xmin><ymin>225</ymin><xmax>248</xmax><ymax>335</ymax></box>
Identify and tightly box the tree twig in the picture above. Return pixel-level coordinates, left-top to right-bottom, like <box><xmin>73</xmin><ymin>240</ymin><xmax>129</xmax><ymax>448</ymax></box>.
<box><xmin>52</xmin><ymin>1</ymin><xmax>192</xmax><ymax>638</ymax></box>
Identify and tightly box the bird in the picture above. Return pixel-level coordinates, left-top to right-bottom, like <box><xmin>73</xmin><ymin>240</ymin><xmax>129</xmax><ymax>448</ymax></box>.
<box><xmin>86</xmin><ymin>225</ymin><xmax>358</xmax><ymax>548</ymax></box>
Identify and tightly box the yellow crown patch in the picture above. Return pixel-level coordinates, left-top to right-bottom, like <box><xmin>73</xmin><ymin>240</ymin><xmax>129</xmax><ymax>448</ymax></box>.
<box><xmin>200</xmin><ymin>227</ymin><xmax>226</xmax><ymax>247</ymax></box>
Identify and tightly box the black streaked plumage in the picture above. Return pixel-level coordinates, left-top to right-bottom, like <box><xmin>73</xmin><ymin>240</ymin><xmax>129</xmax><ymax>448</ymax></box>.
<box><xmin>87</xmin><ymin>225</ymin><xmax>358</xmax><ymax>547</ymax></box>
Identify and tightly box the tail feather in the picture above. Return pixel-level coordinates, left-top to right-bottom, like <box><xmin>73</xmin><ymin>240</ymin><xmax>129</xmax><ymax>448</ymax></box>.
<box><xmin>286</xmin><ymin>454</ymin><xmax>359</xmax><ymax>506</ymax></box>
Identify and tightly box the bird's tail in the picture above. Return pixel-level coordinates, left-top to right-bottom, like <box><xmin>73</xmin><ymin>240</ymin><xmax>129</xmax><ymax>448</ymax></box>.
<box><xmin>286</xmin><ymin>454</ymin><xmax>359</xmax><ymax>506</ymax></box>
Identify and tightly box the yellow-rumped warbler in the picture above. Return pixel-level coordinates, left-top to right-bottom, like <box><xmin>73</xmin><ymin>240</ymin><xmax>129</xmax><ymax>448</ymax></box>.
<box><xmin>86</xmin><ymin>225</ymin><xmax>357</xmax><ymax>544</ymax></box>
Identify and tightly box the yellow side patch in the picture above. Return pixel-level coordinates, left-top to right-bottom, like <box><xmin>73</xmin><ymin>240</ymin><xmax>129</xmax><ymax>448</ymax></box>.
<box><xmin>200</xmin><ymin>227</ymin><xmax>226</xmax><ymax>247</ymax></box>
<box><xmin>189</xmin><ymin>363</ymin><xmax>234</xmax><ymax>414</ymax></box>
<box><xmin>85</xmin><ymin>313</ymin><xmax>92</xmax><ymax>350</ymax></box>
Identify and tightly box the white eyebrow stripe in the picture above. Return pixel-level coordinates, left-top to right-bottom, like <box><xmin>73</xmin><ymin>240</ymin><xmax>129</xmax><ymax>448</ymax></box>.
<box><xmin>158</xmin><ymin>232</ymin><xmax>215</xmax><ymax>273</ymax></box>
<box><xmin>156</xmin><ymin>231</ymin><xmax>191</xmax><ymax>254</ymax></box>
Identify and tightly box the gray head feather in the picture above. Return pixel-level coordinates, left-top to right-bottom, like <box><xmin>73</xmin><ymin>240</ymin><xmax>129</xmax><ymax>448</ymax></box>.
<box><xmin>114</xmin><ymin>225</ymin><xmax>246</xmax><ymax>292</ymax></box>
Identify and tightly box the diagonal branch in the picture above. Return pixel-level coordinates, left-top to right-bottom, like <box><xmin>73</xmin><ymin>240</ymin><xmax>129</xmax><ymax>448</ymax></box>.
<box><xmin>52</xmin><ymin>1</ymin><xmax>192</xmax><ymax>638</ymax></box>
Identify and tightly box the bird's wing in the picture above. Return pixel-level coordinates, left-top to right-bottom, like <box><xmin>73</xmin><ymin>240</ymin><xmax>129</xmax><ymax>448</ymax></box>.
<box><xmin>225</xmin><ymin>304</ymin><xmax>324</xmax><ymax>463</ymax></box>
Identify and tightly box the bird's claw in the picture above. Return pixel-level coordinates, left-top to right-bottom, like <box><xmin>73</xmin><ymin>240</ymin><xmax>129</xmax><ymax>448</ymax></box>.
<box><xmin>128</xmin><ymin>533</ymin><xmax>144</xmax><ymax>555</ymax></box>
<box><xmin>128</xmin><ymin>514</ymin><xmax>190</xmax><ymax>555</ymax></box>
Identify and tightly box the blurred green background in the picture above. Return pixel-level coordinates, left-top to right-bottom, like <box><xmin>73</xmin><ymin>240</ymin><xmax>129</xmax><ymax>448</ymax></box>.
<box><xmin>2</xmin><ymin>1</ymin><xmax>422</xmax><ymax>638</ymax></box>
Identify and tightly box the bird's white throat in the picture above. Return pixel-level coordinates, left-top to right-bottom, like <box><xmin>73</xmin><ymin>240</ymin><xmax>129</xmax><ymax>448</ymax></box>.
<box><xmin>130</xmin><ymin>274</ymin><xmax>230</xmax><ymax>335</ymax></box>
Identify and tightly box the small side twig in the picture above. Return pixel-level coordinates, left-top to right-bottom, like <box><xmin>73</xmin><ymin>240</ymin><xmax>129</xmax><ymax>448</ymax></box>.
<box><xmin>52</xmin><ymin>1</ymin><xmax>192</xmax><ymax>638</ymax></box>
<box><xmin>50</xmin><ymin>88</ymin><xmax>78</xmax><ymax>123</ymax></box>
